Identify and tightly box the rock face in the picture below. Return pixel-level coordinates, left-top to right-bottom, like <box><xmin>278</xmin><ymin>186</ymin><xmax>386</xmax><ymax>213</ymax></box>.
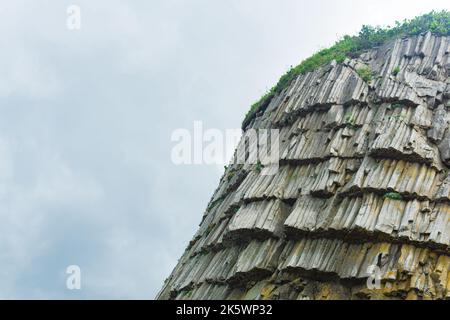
<box><xmin>158</xmin><ymin>33</ymin><xmax>450</xmax><ymax>300</ymax></box>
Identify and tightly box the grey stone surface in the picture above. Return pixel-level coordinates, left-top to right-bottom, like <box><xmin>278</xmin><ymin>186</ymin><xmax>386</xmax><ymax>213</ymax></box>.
<box><xmin>158</xmin><ymin>33</ymin><xmax>450</xmax><ymax>301</ymax></box>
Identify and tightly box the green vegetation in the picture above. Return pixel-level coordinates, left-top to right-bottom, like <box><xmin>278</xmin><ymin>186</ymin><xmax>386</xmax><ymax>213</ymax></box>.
<box><xmin>384</xmin><ymin>192</ymin><xmax>403</xmax><ymax>201</ymax></box>
<box><xmin>390</xmin><ymin>114</ymin><xmax>407</xmax><ymax>122</ymax></box>
<box><xmin>344</xmin><ymin>113</ymin><xmax>357</xmax><ymax>129</ymax></box>
<box><xmin>255</xmin><ymin>160</ymin><xmax>264</xmax><ymax>173</ymax></box>
<box><xmin>185</xmin><ymin>289</ymin><xmax>193</xmax><ymax>298</ymax></box>
<box><xmin>242</xmin><ymin>10</ymin><xmax>450</xmax><ymax>128</ymax></box>
<box><xmin>443</xmin><ymin>168</ymin><xmax>449</xmax><ymax>177</ymax></box>
<box><xmin>231</xmin><ymin>206</ymin><xmax>240</xmax><ymax>215</ymax></box>
<box><xmin>226</xmin><ymin>170</ymin><xmax>235</xmax><ymax>181</ymax></box>
<box><xmin>392</xmin><ymin>66</ymin><xmax>401</xmax><ymax>76</ymax></box>
<box><xmin>356</xmin><ymin>66</ymin><xmax>374</xmax><ymax>83</ymax></box>
<box><xmin>206</xmin><ymin>197</ymin><xmax>223</xmax><ymax>212</ymax></box>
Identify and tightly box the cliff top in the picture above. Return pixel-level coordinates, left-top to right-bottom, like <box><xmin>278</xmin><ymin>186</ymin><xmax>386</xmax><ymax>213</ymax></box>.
<box><xmin>242</xmin><ymin>10</ymin><xmax>450</xmax><ymax>129</ymax></box>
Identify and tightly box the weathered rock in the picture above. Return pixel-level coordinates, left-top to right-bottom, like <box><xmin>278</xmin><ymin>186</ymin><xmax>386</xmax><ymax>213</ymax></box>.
<box><xmin>428</xmin><ymin>104</ymin><xmax>449</xmax><ymax>142</ymax></box>
<box><xmin>158</xmin><ymin>33</ymin><xmax>450</xmax><ymax>301</ymax></box>
<box><xmin>226</xmin><ymin>200</ymin><xmax>290</xmax><ymax>240</ymax></box>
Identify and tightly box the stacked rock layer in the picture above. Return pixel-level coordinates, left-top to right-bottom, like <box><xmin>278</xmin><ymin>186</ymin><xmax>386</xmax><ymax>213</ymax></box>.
<box><xmin>158</xmin><ymin>33</ymin><xmax>450</xmax><ymax>300</ymax></box>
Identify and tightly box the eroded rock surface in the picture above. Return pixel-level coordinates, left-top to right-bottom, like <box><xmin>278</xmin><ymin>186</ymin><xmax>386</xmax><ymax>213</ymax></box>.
<box><xmin>158</xmin><ymin>33</ymin><xmax>450</xmax><ymax>300</ymax></box>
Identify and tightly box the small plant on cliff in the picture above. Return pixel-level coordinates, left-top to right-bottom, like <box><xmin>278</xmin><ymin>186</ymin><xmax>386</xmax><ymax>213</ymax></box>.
<box><xmin>206</xmin><ymin>197</ymin><xmax>223</xmax><ymax>212</ymax></box>
<box><xmin>226</xmin><ymin>169</ymin><xmax>237</xmax><ymax>182</ymax></box>
<box><xmin>391</xmin><ymin>103</ymin><xmax>403</xmax><ymax>109</ymax></box>
<box><xmin>344</xmin><ymin>113</ymin><xmax>357</xmax><ymax>129</ymax></box>
<box><xmin>392</xmin><ymin>66</ymin><xmax>401</xmax><ymax>76</ymax></box>
<box><xmin>255</xmin><ymin>160</ymin><xmax>264</xmax><ymax>173</ymax></box>
<box><xmin>356</xmin><ymin>67</ymin><xmax>374</xmax><ymax>83</ymax></box>
<box><xmin>384</xmin><ymin>192</ymin><xmax>403</xmax><ymax>201</ymax></box>
<box><xmin>185</xmin><ymin>289</ymin><xmax>193</xmax><ymax>298</ymax></box>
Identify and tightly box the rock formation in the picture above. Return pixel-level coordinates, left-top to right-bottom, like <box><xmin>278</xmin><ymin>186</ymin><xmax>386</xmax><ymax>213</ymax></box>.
<box><xmin>158</xmin><ymin>31</ymin><xmax>450</xmax><ymax>300</ymax></box>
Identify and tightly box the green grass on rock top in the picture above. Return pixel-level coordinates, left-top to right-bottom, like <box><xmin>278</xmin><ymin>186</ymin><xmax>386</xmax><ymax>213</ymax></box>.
<box><xmin>242</xmin><ymin>10</ymin><xmax>450</xmax><ymax>129</ymax></box>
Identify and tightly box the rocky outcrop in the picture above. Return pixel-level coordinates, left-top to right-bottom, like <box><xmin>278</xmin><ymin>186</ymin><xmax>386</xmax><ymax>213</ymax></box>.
<box><xmin>158</xmin><ymin>32</ymin><xmax>450</xmax><ymax>300</ymax></box>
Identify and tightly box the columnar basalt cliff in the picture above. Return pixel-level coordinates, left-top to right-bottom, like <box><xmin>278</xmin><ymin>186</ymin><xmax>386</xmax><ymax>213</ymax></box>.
<box><xmin>159</xmin><ymin>29</ymin><xmax>450</xmax><ymax>300</ymax></box>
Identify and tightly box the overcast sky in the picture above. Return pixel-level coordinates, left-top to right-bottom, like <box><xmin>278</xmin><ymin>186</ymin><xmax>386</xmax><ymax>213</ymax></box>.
<box><xmin>0</xmin><ymin>0</ymin><xmax>448</xmax><ymax>299</ymax></box>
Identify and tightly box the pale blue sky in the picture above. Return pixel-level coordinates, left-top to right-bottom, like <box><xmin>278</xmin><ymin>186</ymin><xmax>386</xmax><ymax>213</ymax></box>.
<box><xmin>0</xmin><ymin>0</ymin><xmax>448</xmax><ymax>299</ymax></box>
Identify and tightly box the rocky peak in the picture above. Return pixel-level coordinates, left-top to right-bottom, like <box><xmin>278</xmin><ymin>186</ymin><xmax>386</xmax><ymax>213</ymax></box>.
<box><xmin>158</xmin><ymin>22</ymin><xmax>450</xmax><ymax>300</ymax></box>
